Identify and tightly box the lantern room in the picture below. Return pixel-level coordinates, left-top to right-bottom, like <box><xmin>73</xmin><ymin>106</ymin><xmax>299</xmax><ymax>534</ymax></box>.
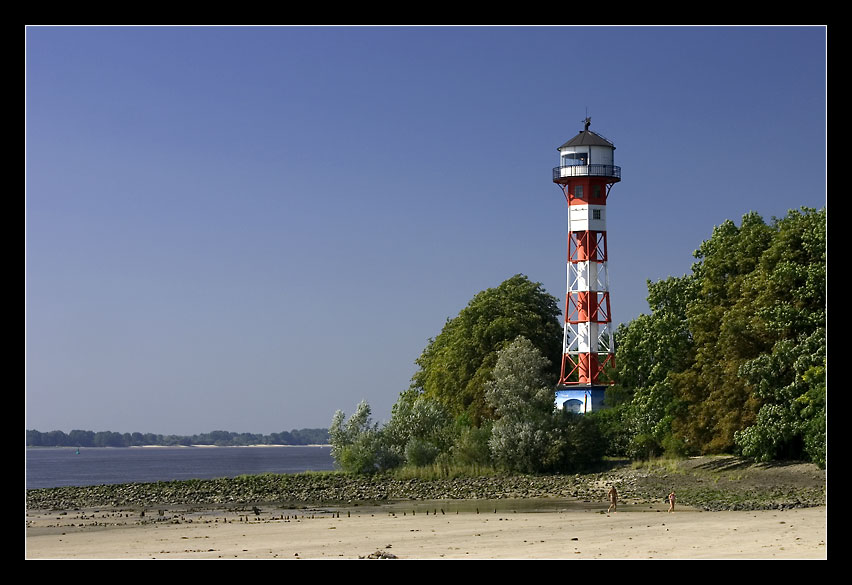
<box><xmin>554</xmin><ymin>117</ymin><xmax>619</xmax><ymax>180</ymax></box>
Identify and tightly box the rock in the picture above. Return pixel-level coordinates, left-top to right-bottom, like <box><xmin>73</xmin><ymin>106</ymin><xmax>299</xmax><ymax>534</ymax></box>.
<box><xmin>25</xmin><ymin>457</ymin><xmax>825</xmax><ymax>513</ymax></box>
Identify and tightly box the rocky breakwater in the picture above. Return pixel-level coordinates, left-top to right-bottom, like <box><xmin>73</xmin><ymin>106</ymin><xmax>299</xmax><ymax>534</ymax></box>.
<box><xmin>26</xmin><ymin>473</ymin><xmax>607</xmax><ymax>511</ymax></box>
<box><xmin>26</xmin><ymin>457</ymin><xmax>826</xmax><ymax>513</ymax></box>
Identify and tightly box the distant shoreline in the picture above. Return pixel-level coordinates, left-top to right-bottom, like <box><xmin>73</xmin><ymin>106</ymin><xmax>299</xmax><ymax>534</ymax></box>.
<box><xmin>25</xmin><ymin>428</ymin><xmax>331</xmax><ymax>450</ymax></box>
<box><xmin>135</xmin><ymin>444</ymin><xmax>331</xmax><ymax>448</ymax></box>
<box><xmin>26</xmin><ymin>444</ymin><xmax>332</xmax><ymax>449</ymax></box>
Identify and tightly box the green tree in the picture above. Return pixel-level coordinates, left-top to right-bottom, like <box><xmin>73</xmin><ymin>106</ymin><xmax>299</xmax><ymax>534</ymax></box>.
<box><xmin>548</xmin><ymin>410</ymin><xmax>605</xmax><ymax>472</ymax></box>
<box><xmin>381</xmin><ymin>389</ymin><xmax>457</xmax><ymax>467</ymax></box>
<box><xmin>613</xmin><ymin>207</ymin><xmax>825</xmax><ymax>464</ymax></box>
<box><xmin>731</xmin><ymin>208</ymin><xmax>826</xmax><ymax>465</ymax></box>
<box><xmin>93</xmin><ymin>430</ymin><xmax>127</xmax><ymax>447</ymax></box>
<box><xmin>68</xmin><ymin>429</ymin><xmax>95</xmax><ymax>447</ymax></box>
<box><xmin>451</xmin><ymin>422</ymin><xmax>493</xmax><ymax>468</ymax></box>
<box><xmin>486</xmin><ymin>336</ymin><xmax>555</xmax><ymax>473</ymax></box>
<box><xmin>611</xmin><ymin>275</ymin><xmax>696</xmax><ymax>458</ymax></box>
<box><xmin>668</xmin><ymin>211</ymin><xmax>775</xmax><ymax>453</ymax></box>
<box><xmin>411</xmin><ymin>274</ymin><xmax>562</xmax><ymax>425</ymax></box>
<box><xmin>329</xmin><ymin>400</ymin><xmax>383</xmax><ymax>474</ymax></box>
<box><xmin>26</xmin><ymin>430</ymin><xmax>44</xmax><ymax>446</ymax></box>
<box><xmin>486</xmin><ymin>336</ymin><xmax>603</xmax><ymax>473</ymax></box>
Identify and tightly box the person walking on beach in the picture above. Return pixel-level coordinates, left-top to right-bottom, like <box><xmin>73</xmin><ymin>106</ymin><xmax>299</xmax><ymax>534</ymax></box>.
<box><xmin>607</xmin><ymin>485</ymin><xmax>618</xmax><ymax>514</ymax></box>
<box><xmin>668</xmin><ymin>490</ymin><xmax>676</xmax><ymax>513</ymax></box>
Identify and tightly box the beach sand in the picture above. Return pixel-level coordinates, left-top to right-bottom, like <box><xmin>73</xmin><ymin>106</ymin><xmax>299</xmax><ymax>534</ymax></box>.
<box><xmin>25</xmin><ymin>501</ymin><xmax>827</xmax><ymax>560</ymax></box>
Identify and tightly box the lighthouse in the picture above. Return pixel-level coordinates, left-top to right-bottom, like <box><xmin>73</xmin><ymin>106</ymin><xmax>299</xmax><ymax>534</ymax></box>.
<box><xmin>553</xmin><ymin>118</ymin><xmax>620</xmax><ymax>414</ymax></box>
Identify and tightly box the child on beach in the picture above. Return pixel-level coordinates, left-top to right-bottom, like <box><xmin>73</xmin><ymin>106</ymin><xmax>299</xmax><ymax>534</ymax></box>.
<box><xmin>668</xmin><ymin>491</ymin><xmax>676</xmax><ymax>513</ymax></box>
<box><xmin>607</xmin><ymin>486</ymin><xmax>618</xmax><ymax>514</ymax></box>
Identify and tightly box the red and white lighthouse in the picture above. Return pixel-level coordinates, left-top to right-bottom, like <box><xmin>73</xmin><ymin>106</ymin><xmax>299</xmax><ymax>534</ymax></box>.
<box><xmin>553</xmin><ymin>118</ymin><xmax>620</xmax><ymax>413</ymax></box>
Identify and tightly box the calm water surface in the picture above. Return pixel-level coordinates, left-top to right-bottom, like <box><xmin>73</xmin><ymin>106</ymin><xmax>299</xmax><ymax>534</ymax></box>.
<box><xmin>26</xmin><ymin>446</ymin><xmax>335</xmax><ymax>489</ymax></box>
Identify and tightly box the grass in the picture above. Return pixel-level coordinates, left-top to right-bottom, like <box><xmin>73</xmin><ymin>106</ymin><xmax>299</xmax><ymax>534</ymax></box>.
<box><xmin>390</xmin><ymin>462</ymin><xmax>500</xmax><ymax>481</ymax></box>
<box><xmin>629</xmin><ymin>456</ymin><xmax>686</xmax><ymax>474</ymax></box>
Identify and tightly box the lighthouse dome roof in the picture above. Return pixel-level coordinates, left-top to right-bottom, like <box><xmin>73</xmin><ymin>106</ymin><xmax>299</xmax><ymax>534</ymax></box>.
<box><xmin>558</xmin><ymin>129</ymin><xmax>615</xmax><ymax>150</ymax></box>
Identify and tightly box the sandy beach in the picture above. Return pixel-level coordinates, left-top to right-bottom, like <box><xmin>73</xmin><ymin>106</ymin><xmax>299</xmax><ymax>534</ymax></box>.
<box><xmin>26</xmin><ymin>501</ymin><xmax>827</xmax><ymax>560</ymax></box>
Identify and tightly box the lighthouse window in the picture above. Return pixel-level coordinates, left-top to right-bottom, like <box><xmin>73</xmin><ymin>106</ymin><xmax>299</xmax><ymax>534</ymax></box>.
<box><xmin>561</xmin><ymin>153</ymin><xmax>588</xmax><ymax>166</ymax></box>
<box><xmin>593</xmin><ymin>209</ymin><xmax>601</xmax><ymax>220</ymax></box>
<box><xmin>593</xmin><ymin>185</ymin><xmax>602</xmax><ymax>198</ymax></box>
<box><xmin>574</xmin><ymin>185</ymin><xmax>583</xmax><ymax>198</ymax></box>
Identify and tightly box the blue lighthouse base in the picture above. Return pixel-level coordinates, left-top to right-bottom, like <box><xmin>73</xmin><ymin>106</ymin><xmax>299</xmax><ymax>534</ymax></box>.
<box><xmin>555</xmin><ymin>386</ymin><xmax>607</xmax><ymax>414</ymax></box>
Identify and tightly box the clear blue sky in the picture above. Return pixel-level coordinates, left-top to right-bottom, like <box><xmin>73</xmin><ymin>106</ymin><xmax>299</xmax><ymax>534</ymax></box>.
<box><xmin>25</xmin><ymin>25</ymin><xmax>826</xmax><ymax>435</ymax></box>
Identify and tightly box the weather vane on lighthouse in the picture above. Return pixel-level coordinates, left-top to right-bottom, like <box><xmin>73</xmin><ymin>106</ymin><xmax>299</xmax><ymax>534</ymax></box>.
<box><xmin>552</xmin><ymin>117</ymin><xmax>621</xmax><ymax>414</ymax></box>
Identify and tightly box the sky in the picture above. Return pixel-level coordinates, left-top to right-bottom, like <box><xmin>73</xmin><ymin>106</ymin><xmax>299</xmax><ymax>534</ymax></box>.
<box><xmin>25</xmin><ymin>25</ymin><xmax>827</xmax><ymax>436</ymax></box>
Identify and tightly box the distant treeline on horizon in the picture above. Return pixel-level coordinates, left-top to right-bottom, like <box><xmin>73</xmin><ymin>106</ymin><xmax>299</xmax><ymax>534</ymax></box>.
<box><xmin>25</xmin><ymin>427</ymin><xmax>330</xmax><ymax>448</ymax></box>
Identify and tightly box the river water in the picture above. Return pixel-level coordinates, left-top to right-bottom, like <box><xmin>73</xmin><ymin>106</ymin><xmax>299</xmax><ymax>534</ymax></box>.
<box><xmin>25</xmin><ymin>446</ymin><xmax>335</xmax><ymax>489</ymax></box>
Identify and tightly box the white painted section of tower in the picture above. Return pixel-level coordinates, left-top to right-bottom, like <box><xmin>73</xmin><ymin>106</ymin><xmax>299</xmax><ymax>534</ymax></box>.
<box><xmin>563</xmin><ymin>322</ymin><xmax>579</xmax><ymax>353</ymax></box>
<box><xmin>558</xmin><ymin>144</ymin><xmax>615</xmax><ymax>166</ymax></box>
<box><xmin>568</xmin><ymin>260</ymin><xmax>610</xmax><ymax>295</ymax></box>
<box><xmin>597</xmin><ymin>323</ymin><xmax>614</xmax><ymax>353</ymax></box>
<box><xmin>577</xmin><ymin>322</ymin><xmax>599</xmax><ymax>353</ymax></box>
<box><xmin>566</xmin><ymin>322</ymin><xmax>612</xmax><ymax>356</ymax></box>
<box><xmin>597</xmin><ymin>261</ymin><xmax>609</xmax><ymax>293</ymax></box>
<box><xmin>573</xmin><ymin>260</ymin><xmax>598</xmax><ymax>293</ymax></box>
<box><xmin>567</xmin><ymin>205</ymin><xmax>607</xmax><ymax>232</ymax></box>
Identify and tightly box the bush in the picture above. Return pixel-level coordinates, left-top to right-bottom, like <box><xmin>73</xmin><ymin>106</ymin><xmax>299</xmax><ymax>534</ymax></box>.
<box><xmin>486</xmin><ymin>337</ymin><xmax>605</xmax><ymax>473</ymax></box>
<box><xmin>587</xmin><ymin>405</ymin><xmax>632</xmax><ymax>458</ymax></box>
<box><xmin>329</xmin><ymin>400</ymin><xmax>381</xmax><ymax>474</ymax></box>
<box><xmin>452</xmin><ymin>423</ymin><xmax>492</xmax><ymax>467</ymax></box>
<box><xmin>548</xmin><ymin>410</ymin><xmax>606</xmax><ymax>471</ymax></box>
<box><xmin>404</xmin><ymin>437</ymin><xmax>441</xmax><ymax>467</ymax></box>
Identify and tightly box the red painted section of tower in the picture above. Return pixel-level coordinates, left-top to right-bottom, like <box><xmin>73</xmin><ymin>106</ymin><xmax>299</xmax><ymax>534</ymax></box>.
<box><xmin>559</xmin><ymin>178</ymin><xmax>612</xmax><ymax>206</ymax></box>
<box><xmin>565</xmin><ymin>291</ymin><xmax>611</xmax><ymax>324</ymax></box>
<box><xmin>568</xmin><ymin>230</ymin><xmax>608</xmax><ymax>263</ymax></box>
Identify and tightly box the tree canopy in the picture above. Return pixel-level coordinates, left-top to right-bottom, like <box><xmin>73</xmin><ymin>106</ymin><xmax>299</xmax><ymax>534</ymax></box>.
<box><xmin>410</xmin><ymin>274</ymin><xmax>562</xmax><ymax>425</ymax></box>
<box><xmin>611</xmin><ymin>207</ymin><xmax>826</xmax><ymax>466</ymax></box>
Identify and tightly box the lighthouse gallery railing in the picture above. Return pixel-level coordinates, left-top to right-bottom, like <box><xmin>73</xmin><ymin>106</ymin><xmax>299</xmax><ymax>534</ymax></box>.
<box><xmin>553</xmin><ymin>164</ymin><xmax>621</xmax><ymax>181</ymax></box>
